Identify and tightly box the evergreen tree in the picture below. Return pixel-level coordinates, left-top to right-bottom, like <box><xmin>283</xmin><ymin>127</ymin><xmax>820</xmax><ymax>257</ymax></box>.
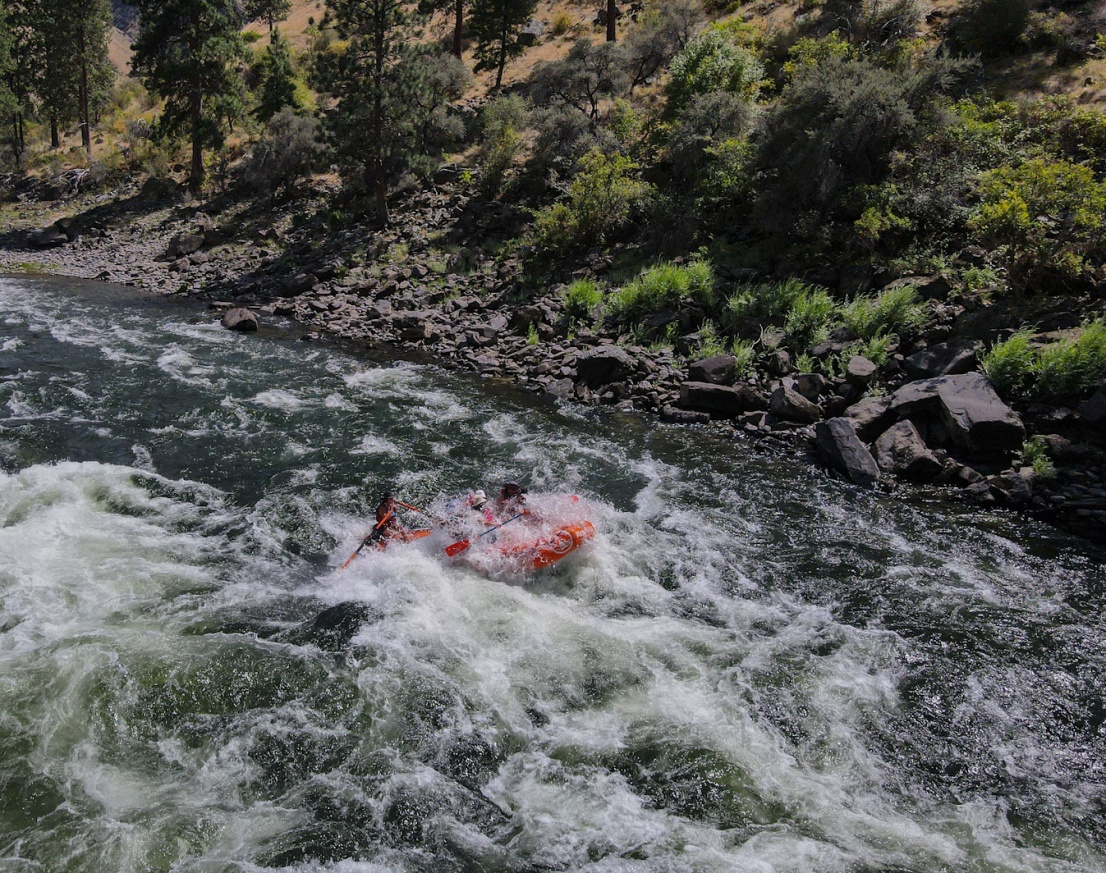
<box><xmin>321</xmin><ymin>0</ymin><xmax>468</xmax><ymax>224</ymax></box>
<box><xmin>417</xmin><ymin>0</ymin><xmax>466</xmax><ymax>59</ymax></box>
<box><xmin>255</xmin><ymin>27</ymin><xmax>298</xmax><ymax>122</ymax></box>
<box><xmin>131</xmin><ymin>0</ymin><xmax>247</xmax><ymax>193</ymax></box>
<box><xmin>2</xmin><ymin>0</ymin><xmax>46</xmax><ymax>167</ymax></box>
<box><xmin>468</xmin><ymin>0</ymin><xmax>536</xmax><ymax>89</ymax></box>
<box><xmin>40</xmin><ymin>0</ymin><xmax>114</xmax><ymax>158</ymax></box>
<box><xmin>245</xmin><ymin>0</ymin><xmax>293</xmax><ymax>33</ymax></box>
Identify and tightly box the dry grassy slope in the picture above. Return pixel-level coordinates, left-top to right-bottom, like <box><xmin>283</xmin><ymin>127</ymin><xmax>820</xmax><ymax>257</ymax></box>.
<box><xmin>107</xmin><ymin>1</ymin><xmax>1106</xmax><ymax>107</ymax></box>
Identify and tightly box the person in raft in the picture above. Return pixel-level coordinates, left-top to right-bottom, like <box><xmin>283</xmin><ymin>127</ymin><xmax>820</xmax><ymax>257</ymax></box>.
<box><xmin>374</xmin><ymin>491</ymin><xmax>403</xmax><ymax>540</ymax></box>
<box><xmin>468</xmin><ymin>489</ymin><xmax>497</xmax><ymax>525</ymax></box>
<box><xmin>495</xmin><ymin>481</ymin><xmax>529</xmax><ymax>517</ymax></box>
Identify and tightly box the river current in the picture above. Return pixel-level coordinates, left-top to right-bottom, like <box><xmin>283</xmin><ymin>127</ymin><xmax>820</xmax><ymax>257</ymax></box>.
<box><xmin>0</xmin><ymin>275</ymin><xmax>1103</xmax><ymax>872</ymax></box>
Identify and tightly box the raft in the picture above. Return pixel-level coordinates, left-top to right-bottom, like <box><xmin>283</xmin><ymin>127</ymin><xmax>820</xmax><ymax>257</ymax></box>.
<box><xmin>375</xmin><ymin>528</ymin><xmax>431</xmax><ymax>550</ymax></box>
<box><xmin>496</xmin><ymin>520</ymin><xmax>596</xmax><ymax>571</ymax></box>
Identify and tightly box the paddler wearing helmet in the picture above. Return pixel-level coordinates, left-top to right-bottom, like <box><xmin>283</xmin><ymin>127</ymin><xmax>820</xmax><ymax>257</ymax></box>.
<box><xmin>468</xmin><ymin>489</ymin><xmax>497</xmax><ymax>525</ymax></box>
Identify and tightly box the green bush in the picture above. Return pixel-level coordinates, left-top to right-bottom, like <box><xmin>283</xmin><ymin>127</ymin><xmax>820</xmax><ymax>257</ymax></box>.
<box><xmin>666</xmin><ymin>27</ymin><xmax>764</xmax><ymax>115</ymax></box>
<box><xmin>1022</xmin><ymin>436</ymin><xmax>1056</xmax><ymax>478</ymax></box>
<box><xmin>951</xmin><ymin>0</ymin><xmax>1030</xmax><ymax>59</ymax></box>
<box><xmin>607</xmin><ymin>258</ymin><xmax>717</xmax><ymax>322</ymax></box>
<box><xmin>972</xmin><ymin>158</ymin><xmax>1106</xmax><ymax>291</ymax></box>
<box><xmin>529</xmin><ymin>149</ymin><xmax>652</xmax><ymax>254</ymax></box>
<box><xmin>562</xmin><ymin>279</ymin><xmax>603</xmax><ymax>320</ymax></box>
<box><xmin>478</xmin><ymin>95</ymin><xmax>527</xmax><ymax>198</ymax></box>
<box><xmin>693</xmin><ymin>320</ymin><xmax>727</xmax><ymax>358</ymax></box>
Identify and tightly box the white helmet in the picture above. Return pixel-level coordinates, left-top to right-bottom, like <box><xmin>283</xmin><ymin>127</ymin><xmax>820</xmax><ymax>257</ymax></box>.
<box><xmin>471</xmin><ymin>489</ymin><xmax>487</xmax><ymax>507</ymax></box>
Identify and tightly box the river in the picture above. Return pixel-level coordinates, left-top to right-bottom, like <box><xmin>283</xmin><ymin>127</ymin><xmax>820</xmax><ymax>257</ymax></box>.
<box><xmin>1</xmin><ymin>274</ymin><xmax>1103</xmax><ymax>872</ymax></box>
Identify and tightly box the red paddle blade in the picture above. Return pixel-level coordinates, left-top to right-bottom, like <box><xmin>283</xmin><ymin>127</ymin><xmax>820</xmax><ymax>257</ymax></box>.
<box><xmin>444</xmin><ymin>539</ymin><xmax>470</xmax><ymax>557</ymax></box>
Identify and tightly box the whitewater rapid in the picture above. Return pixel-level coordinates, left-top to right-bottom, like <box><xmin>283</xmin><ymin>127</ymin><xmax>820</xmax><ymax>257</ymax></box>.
<box><xmin>1</xmin><ymin>275</ymin><xmax>1103</xmax><ymax>872</ymax></box>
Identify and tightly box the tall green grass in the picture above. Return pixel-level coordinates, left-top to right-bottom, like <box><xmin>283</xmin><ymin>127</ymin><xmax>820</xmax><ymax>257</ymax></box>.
<box><xmin>562</xmin><ymin>279</ymin><xmax>603</xmax><ymax>321</ymax></box>
<box><xmin>841</xmin><ymin>284</ymin><xmax>928</xmax><ymax>340</ymax></box>
<box><xmin>983</xmin><ymin>319</ymin><xmax>1106</xmax><ymax>397</ymax></box>
<box><xmin>607</xmin><ymin>258</ymin><xmax>717</xmax><ymax>321</ymax></box>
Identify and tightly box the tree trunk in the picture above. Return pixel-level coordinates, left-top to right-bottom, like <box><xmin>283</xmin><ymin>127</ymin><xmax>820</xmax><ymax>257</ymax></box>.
<box><xmin>79</xmin><ymin>50</ymin><xmax>92</xmax><ymax>159</ymax></box>
<box><xmin>189</xmin><ymin>88</ymin><xmax>204</xmax><ymax>193</ymax></box>
<box><xmin>606</xmin><ymin>0</ymin><xmax>616</xmax><ymax>42</ymax></box>
<box><xmin>50</xmin><ymin>118</ymin><xmax>60</xmax><ymax>150</ymax></box>
<box><xmin>452</xmin><ymin>0</ymin><xmax>463</xmax><ymax>58</ymax></box>
<box><xmin>495</xmin><ymin>17</ymin><xmax>507</xmax><ymax>89</ymax></box>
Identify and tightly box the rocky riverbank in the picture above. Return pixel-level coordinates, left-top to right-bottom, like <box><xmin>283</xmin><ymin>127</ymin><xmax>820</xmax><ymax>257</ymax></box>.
<box><xmin>3</xmin><ymin>175</ymin><xmax>1106</xmax><ymax>537</ymax></box>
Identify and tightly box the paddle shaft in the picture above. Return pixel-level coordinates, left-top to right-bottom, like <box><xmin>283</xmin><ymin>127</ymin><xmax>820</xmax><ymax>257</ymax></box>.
<box><xmin>340</xmin><ymin>509</ymin><xmax>394</xmax><ymax>570</ymax></box>
<box><xmin>444</xmin><ymin>513</ymin><xmax>526</xmax><ymax>557</ymax></box>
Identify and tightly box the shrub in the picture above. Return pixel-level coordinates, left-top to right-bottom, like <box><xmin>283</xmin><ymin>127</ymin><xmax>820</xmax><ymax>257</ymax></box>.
<box><xmin>478</xmin><ymin>95</ymin><xmax>527</xmax><ymax>197</ymax></box>
<box><xmin>562</xmin><ymin>278</ymin><xmax>603</xmax><ymax>320</ymax></box>
<box><xmin>693</xmin><ymin>319</ymin><xmax>727</xmax><ymax>358</ymax></box>
<box><xmin>607</xmin><ymin>257</ymin><xmax>717</xmax><ymax>322</ymax></box>
<box><xmin>1022</xmin><ymin>436</ymin><xmax>1056</xmax><ymax>478</ymax></box>
<box><xmin>550</xmin><ymin>11</ymin><xmax>573</xmax><ymax>36</ymax></box>
<box><xmin>972</xmin><ymin>158</ymin><xmax>1106</xmax><ymax>291</ymax></box>
<box><xmin>951</xmin><ymin>0</ymin><xmax>1030</xmax><ymax>59</ymax></box>
<box><xmin>529</xmin><ymin>149</ymin><xmax>652</xmax><ymax>253</ymax></box>
<box><xmin>666</xmin><ymin>27</ymin><xmax>764</xmax><ymax>115</ymax></box>
<box><xmin>241</xmin><ymin>108</ymin><xmax>324</xmax><ymax>199</ymax></box>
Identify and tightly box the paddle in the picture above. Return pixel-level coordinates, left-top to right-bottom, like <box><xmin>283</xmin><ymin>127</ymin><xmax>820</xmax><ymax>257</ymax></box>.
<box><xmin>444</xmin><ymin>513</ymin><xmax>526</xmax><ymax>557</ymax></box>
<box><xmin>339</xmin><ymin>509</ymin><xmax>393</xmax><ymax>570</ymax></box>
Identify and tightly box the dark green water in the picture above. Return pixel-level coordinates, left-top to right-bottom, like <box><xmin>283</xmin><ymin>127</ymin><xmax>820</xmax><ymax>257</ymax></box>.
<box><xmin>0</xmin><ymin>275</ymin><xmax>1103</xmax><ymax>872</ymax></box>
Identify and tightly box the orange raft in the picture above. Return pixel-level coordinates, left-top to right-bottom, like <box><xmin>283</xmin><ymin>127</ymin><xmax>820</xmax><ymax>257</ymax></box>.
<box><xmin>375</xmin><ymin>528</ymin><xmax>431</xmax><ymax>550</ymax></box>
<box><xmin>496</xmin><ymin>521</ymin><xmax>596</xmax><ymax>571</ymax></box>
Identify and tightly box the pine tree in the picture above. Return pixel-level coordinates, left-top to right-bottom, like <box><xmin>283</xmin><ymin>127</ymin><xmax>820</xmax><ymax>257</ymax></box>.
<box><xmin>468</xmin><ymin>0</ymin><xmax>536</xmax><ymax>89</ymax></box>
<box><xmin>244</xmin><ymin>0</ymin><xmax>293</xmax><ymax>33</ymax></box>
<box><xmin>255</xmin><ymin>27</ymin><xmax>298</xmax><ymax>122</ymax></box>
<box><xmin>131</xmin><ymin>0</ymin><xmax>246</xmax><ymax>193</ymax></box>
<box><xmin>2</xmin><ymin>0</ymin><xmax>46</xmax><ymax>167</ymax></box>
<box><xmin>39</xmin><ymin>0</ymin><xmax>113</xmax><ymax>158</ymax></box>
<box><xmin>321</xmin><ymin>0</ymin><xmax>468</xmax><ymax>224</ymax></box>
<box><xmin>418</xmin><ymin>0</ymin><xmax>466</xmax><ymax>59</ymax></box>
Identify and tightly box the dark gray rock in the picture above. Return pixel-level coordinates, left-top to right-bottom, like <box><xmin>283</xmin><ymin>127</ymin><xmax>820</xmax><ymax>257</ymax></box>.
<box><xmin>815</xmin><ymin>418</ymin><xmax>881</xmax><ymax>489</ymax></box>
<box><xmin>844</xmin><ymin>395</ymin><xmax>894</xmax><ymax>443</ymax></box>
<box><xmin>872</xmin><ymin>420</ymin><xmax>943</xmax><ymax>482</ymax></box>
<box><xmin>688</xmin><ymin>354</ymin><xmax>736</xmax><ymax>385</ymax></box>
<box><xmin>845</xmin><ymin>355</ymin><xmax>878</xmax><ymax>386</ymax></box>
<box><xmin>661</xmin><ymin>405</ymin><xmax>711</xmax><ymax>424</ymax></box>
<box><xmin>221</xmin><ymin>307</ymin><xmax>258</xmax><ymax>332</ymax></box>
<box><xmin>795</xmin><ymin>372</ymin><xmax>827</xmax><ymax>401</ymax></box>
<box><xmin>576</xmin><ymin>345</ymin><xmax>636</xmax><ymax>386</ymax></box>
<box><xmin>1078</xmin><ymin>383</ymin><xmax>1106</xmax><ymax>429</ymax></box>
<box><xmin>903</xmin><ymin>337</ymin><xmax>982</xmax><ymax>379</ymax></box>
<box><xmin>281</xmin><ymin>272</ymin><xmax>317</xmax><ymax>296</ymax></box>
<box><xmin>167</xmin><ymin>232</ymin><xmax>204</xmax><ymax>258</ymax></box>
<box><xmin>545</xmin><ymin>378</ymin><xmax>575</xmax><ymax>399</ymax></box>
<box><xmin>887</xmin><ymin>372</ymin><xmax>1024</xmax><ymax>453</ymax></box>
<box><xmin>679</xmin><ymin>381</ymin><xmax>768</xmax><ymax>417</ymax></box>
<box><xmin>770</xmin><ymin>384</ymin><xmax>821</xmax><ymax>424</ymax></box>
<box><xmin>30</xmin><ymin>227</ymin><xmax>69</xmax><ymax>249</ymax></box>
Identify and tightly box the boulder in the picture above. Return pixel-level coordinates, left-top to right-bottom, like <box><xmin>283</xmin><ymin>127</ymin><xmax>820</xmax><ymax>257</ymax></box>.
<box><xmin>661</xmin><ymin>405</ymin><xmax>711</xmax><ymax>425</ymax></box>
<box><xmin>576</xmin><ymin>345</ymin><xmax>636</xmax><ymax>386</ymax></box>
<box><xmin>679</xmin><ymin>381</ymin><xmax>768</xmax><ymax>418</ymax></box>
<box><xmin>794</xmin><ymin>372</ymin><xmax>827</xmax><ymax>401</ymax></box>
<box><xmin>903</xmin><ymin>337</ymin><xmax>982</xmax><ymax>379</ymax></box>
<box><xmin>888</xmin><ymin>372</ymin><xmax>1024</xmax><ymax>453</ymax></box>
<box><xmin>872</xmin><ymin>420</ymin><xmax>943</xmax><ymax>482</ymax></box>
<box><xmin>166</xmin><ymin>232</ymin><xmax>204</xmax><ymax>258</ymax></box>
<box><xmin>815</xmin><ymin>418</ymin><xmax>881</xmax><ymax>489</ymax></box>
<box><xmin>281</xmin><ymin>272</ymin><xmax>318</xmax><ymax>296</ymax></box>
<box><xmin>1078</xmin><ymin>383</ymin><xmax>1106</xmax><ymax>429</ymax></box>
<box><xmin>688</xmin><ymin>354</ymin><xmax>736</xmax><ymax>385</ymax></box>
<box><xmin>844</xmin><ymin>395</ymin><xmax>894</xmax><ymax>443</ymax></box>
<box><xmin>770</xmin><ymin>384</ymin><xmax>821</xmax><ymax>424</ymax></box>
<box><xmin>221</xmin><ymin>307</ymin><xmax>258</xmax><ymax>332</ymax></box>
<box><xmin>845</xmin><ymin>355</ymin><xmax>878</xmax><ymax>386</ymax></box>
<box><xmin>29</xmin><ymin>227</ymin><xmax>69</xmax><ymax>249</ymax></box>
